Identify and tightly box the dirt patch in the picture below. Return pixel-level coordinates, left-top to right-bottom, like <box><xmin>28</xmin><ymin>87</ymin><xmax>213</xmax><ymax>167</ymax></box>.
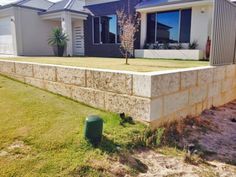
<box><xmin>134</xmin><ymin>149</ymin><xmax>236</xmax><ymax>177</ymax></box>
<box><xmin>8</xmin><ymin>140</ymin><xmax>25</xmax><ymax>150</ymax></box>
<box><xmin>0</xmin><ymin>150</ymin><xmax>8</xmax><ymax>157</ymax></box>
<box><xmin>111</xmin><ymin>101</ymin><xmax>236</xmax><ymax>177</ymax></box>
<box><xmin>182</xmin><ymin>102</ymin><xmax>236</xmax><ymax>164</ymax></box>
<box><xmin>0</xmin><ymin>140</ymin><xmax>31</xmax><ymax>159</ymax></box>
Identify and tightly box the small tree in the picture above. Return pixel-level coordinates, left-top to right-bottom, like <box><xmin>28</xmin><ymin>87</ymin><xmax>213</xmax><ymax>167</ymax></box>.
<box><xmin>117</xmin><ymin>9</ymin><xmax>140</xmax><ymax>64</ymax></box>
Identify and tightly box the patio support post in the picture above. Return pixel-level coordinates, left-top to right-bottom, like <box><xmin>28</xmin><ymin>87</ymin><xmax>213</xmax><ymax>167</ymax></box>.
<box><xmin>10</xmin><ymin>15</ymin><xmax>18</xmax><ymax>56</ymax></box>
<box><xmin>61</xmin><ymin>12</ymin><xmax>73</xmax><ymax>56</ymax></box>
<box><xmin>12</xmin><ymin>7</ymin><xmax>23</xmax><ymax>56</ymax></box>
<box><xmin>140</xmin><ymin>12</ymin><xmax>147</xmax><ymax>49</ymax></box>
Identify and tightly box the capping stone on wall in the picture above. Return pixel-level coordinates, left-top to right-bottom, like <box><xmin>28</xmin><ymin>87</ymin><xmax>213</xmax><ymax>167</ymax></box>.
<box><xmin>0</xmin><ymin>60</ymin><xmax>236</xmax><ymax>128</ymax></box>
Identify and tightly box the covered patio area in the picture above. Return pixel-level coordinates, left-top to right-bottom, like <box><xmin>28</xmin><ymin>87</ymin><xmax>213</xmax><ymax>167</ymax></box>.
<box><xmin>40</xmin><ymin>10</ymin><xmax>87</xmax><ymax>56</ymax></box>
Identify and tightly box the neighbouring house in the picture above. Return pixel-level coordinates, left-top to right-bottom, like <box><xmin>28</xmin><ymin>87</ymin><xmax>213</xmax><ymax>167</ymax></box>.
<box><xmin>0</xmin><ymin>0</ymin><xmax>217</xmax><ymax>59</ymax></box>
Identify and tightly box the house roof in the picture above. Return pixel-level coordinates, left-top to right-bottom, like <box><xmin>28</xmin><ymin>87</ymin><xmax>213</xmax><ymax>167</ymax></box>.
<box><xmin>0</xmin><ymin>0</ymin><xmax>53</xmax><ymax>11</ymax></box>
<box><xmin>46</xmin><ymin>0</ymin><xmax>72</xmax><ymax>12</ymax></box>
<box><xmin>136</xmin><ymin>0</ymin><xmax>212</xmax><ymax>10</ymax></box>
<box><xmin>0</xmin><ymin>0</ymin><xmax>89</xmax><ymax>16</ymax></box>
<box><xmin>7</xmin><ymin>0</ymin><xmax>52</xmax><ymax>6</ymax></box>
<box><xmin>41</xmin><ymin>0</ymin><xmax>89</xmax><ymax>15</ymax></box>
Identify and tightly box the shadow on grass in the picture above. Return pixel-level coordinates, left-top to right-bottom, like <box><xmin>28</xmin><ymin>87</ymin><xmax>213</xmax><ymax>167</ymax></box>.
<box><xmin>94</xmin><ymin>135</ymin><xmax>148</xmax><ymax>174</ymax></box>
<box><xmin>96</xmin><ymin>135</ymin><xmax>120</xmax><ymax>154</ymax></box>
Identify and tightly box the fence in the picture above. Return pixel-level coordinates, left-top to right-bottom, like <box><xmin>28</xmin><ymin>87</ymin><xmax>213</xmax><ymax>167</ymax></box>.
<box><xmin>210</xmin><ymin>0</ymin><xmax>236</xmax><ymax>66</ymax></box>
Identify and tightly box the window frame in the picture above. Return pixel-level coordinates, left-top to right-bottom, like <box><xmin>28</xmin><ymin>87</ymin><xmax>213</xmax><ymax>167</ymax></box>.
<box><xmin>147</xmin><ymin>8</ymin><xmax>192</xmax><ymax>44</ymax></box>
<box><xmin>92</xmin><ymin>14</ymin><xmax>120</xmax><ymax>45</ymax></box>
<box><xmin>92</xmin><ymin>17</ymin><xmax>101</xmax><ymax>44</ymax></box>
<box><xmin>155</xmin><ymin>10</ymin><xmax>180</xmax><ymax>44</ymax></box>
<box><xmin>179</xmin><ymin>9</ymin><xmax>192</xmax><ymax>43</ymax></box>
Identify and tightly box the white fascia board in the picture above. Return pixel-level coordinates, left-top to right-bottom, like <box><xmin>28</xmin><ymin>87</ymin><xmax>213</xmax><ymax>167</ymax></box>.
<box><xmin>40</xmin><ymin>11</ymin><xmax>88</xmax><ymax>20</ymax></box>
<box><xmin>71</xmin><ymin>12</ymin><xmax>88</xmax><ymax>20</ymax></box>
<box><xmin>0</xmin><ymin>7</ymin><xmax>15</xmax><ymax>18</ymax></box>
<box><xmin>137</xmin><ymin>0</ymin><xmax>213</xmax><ymax>13</ymax></box>
<box><xmin>40</xmin><ymin>12</ymin><xmax>62</xmax><ymax>20</ymax></box>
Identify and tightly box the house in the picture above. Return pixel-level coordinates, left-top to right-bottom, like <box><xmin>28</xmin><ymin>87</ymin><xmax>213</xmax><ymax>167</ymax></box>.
<box><xmin>0</xmin><ymin>0</ymin><xmax>214</xmax><ymax>59</ymax></box>
<box><xmin>136</xmin><ymin>0</ymin><xmax>214</xmax><ymax>59</ymax></box>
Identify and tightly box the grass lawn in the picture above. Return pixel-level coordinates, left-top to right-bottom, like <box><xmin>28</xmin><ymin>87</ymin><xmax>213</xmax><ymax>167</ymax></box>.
<box><xmin>0</xmin><ymin>75</ymin><xmax>146</xmax><ymax>176</ymax></box>
<box><xmin>1</xmin><ymin>75</ymin><xmax>235</xmax><ymax>177</ymax></box>
<box><xmin>0</xmin><ymin>57</ymin><xmax>209</xmax><ymax>72</ymax></box>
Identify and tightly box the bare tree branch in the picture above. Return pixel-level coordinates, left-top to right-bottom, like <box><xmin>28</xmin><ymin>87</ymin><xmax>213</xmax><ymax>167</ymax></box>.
<box><xmin>117</xmin><ymin>9</ymin><xmax>140</xmax><ymax>64</ymax></box>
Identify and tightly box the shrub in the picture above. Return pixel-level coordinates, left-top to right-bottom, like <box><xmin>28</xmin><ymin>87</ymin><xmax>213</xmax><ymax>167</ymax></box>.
<box><xmin>48</xmin><ymin>28</ymin><xmax>68</xmax><ymax>56</ymax></box>
<box><xmin>188</xmin><ymin>40</ymin><xmax>199</xmax><ymax>49</ymax></box>
<box><xmin>131</xmin><ymin>128</ymin><xmax>165</xmax><ymax>148</ymax></box>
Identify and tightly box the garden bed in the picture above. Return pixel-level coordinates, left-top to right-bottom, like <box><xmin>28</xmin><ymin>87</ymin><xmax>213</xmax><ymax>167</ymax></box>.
<box><xmin>135</xmin><ymin>49</ymin><xmax>204</xmax><ymax>60</ymax></box>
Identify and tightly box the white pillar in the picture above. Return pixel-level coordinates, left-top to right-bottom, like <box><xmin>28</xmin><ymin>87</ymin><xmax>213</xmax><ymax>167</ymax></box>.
<box><xmin>61</xmin><ymin>12</ymin><xmax>73</xmax><ymax>56</ymax></box>
<box><xmin>11</xmin><ymin>16</ymin><xmax>18</xmax><ymax>56</ymax></box>
<box><xmin>12</xmin><ymin>7</ymin><xmax>23</xmax><ymax>56</ymax></box>
<box><xmin>140</xmin><ymin>12</ymin><xmax>147</xmax><ymax>49</ymax></box>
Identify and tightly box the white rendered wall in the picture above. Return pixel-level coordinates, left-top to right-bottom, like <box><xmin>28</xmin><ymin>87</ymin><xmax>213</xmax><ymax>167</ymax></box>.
<box><xmin>61</xmin><ymin>12</ymin><xmax>73</xmax><ymax>56</ymax></box>
<box><xmin>17</xmin><ymin>8</ymin><xmax>60</xmax><ymax>56</ymax></box>
<box><xmin>190</xmin><ymin>5</ymin><xmax>213</xmax><ymax>54</ymax></box>
<box><xmin>140</xmin><ymin>12</ymin><xmax>147</xmax><ymax>49</ymax></box>
<box><xmin>0</xmin><ymin>16</ymin><xmax>14</xmax><ymax>55</ymax></box>
<box><xmin>0</xmin><ymin>7</ymin><xmax>20</xmax><ymax>56</ymax></box>
<box><xmin>139</xmin><ymin>4</ymin><xmax>213</xmax><ymax>56</ymax></box>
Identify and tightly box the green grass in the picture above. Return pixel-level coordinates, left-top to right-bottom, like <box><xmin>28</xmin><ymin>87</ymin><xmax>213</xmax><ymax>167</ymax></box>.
<box><xmin>0</xmin><ymin>57</ymin><xmax>209</xmax><ymax>72</ymax></box>
<box><xmin>0</xmin><ymin>75</ymin><xmax>146</xmax><ymax>177</ymax></box>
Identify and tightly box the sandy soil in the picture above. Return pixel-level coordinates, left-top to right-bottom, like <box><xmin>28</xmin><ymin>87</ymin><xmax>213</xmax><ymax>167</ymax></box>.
<box><xmin>184</xmin><ymin>102</ymin><xmax>236</xmax><ymax>163</ymax></box>
<box><xmin>134</xmin><ymin>150</ymin><xmax>235</xmax><ymax>177</ymax></box>
<box><xmin>133</xmin><ymin>101</ymin><xmax>236</xmax><ymax>177</ymax></box>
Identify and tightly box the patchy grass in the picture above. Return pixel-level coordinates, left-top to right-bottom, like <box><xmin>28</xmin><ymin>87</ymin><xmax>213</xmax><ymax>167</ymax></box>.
<box><xmin>0</xmin><ymin>57</ymin><xmax>209</xmax><ymax>72</ymax></box>
<box><xmin>1</xmin><ymin>75</ymin><xmax>235</xmax><ymax>177</ymax></box>
<box><xmin>0</xmin><ymin>75</ymin><xmax>146</xmax><ymax>176</ymax></box>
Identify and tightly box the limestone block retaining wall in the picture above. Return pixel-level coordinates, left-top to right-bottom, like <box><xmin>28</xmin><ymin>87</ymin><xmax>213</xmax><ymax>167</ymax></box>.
<box><xmin>0</xmin><ymin>60</ymin><xmax>236</xmax><ymax>128</ymax></box>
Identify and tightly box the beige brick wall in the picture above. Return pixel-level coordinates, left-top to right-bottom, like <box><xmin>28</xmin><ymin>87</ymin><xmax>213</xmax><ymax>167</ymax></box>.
<box><xmin>0</xmin><ymin>60</ymin><xmax>236</xmax><ymax>128</ymax></box>
<box><xmin>150</xmin><ymin>65</ymin><xmax>236</xmax><ymax>128</ymax></box>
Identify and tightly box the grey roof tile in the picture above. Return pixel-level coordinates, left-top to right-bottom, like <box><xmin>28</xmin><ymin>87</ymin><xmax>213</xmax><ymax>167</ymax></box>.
<box><xmin>47</xmin><ymin>0</ymin><xmax>71</xmax><ymax>12</ymax></box>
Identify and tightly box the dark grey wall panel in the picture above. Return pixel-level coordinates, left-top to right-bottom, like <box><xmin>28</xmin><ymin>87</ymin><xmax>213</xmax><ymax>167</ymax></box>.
<box><xmin>84</xmin><ymin>0</ymin><xmax>141</xmax><ymax>57</ymax></box>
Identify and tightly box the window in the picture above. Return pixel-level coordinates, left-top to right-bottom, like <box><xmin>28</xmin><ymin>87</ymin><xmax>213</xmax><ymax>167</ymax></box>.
<box><xmin>156</xmin><ymin>10</ymin><xmax>180</xmax><ymax>43</ymax></box>
<box><xmin>146</xmin><ymin>13</ymin><xmax>156</xmax><ymax>43</ymax></box>
<box><xmin>146</xmin><ymin>9</ymin><xmax>192</xmax><ymax>44</ymax></box>
<box><xmin>93</xmin><ymin>17</ymin><xmax>100</xmax><ymax>44</ymax></box>
<box><xmin>179</xmin><ymin>9</ymin><xmax>192</xmax><ymax>43</ymax></box>
<box><xmin>93</xmin><ymin>15</ymin><xmax>119</xmax><ymax>44</ymax></box>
